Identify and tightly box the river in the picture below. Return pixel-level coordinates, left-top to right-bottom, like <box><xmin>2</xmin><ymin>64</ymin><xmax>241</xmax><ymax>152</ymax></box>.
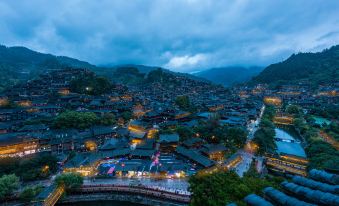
<box><xmin>274</xmin><ymin>128</ymin><xmax>306</xmax><ymax>158</ymax></box>
<box><xmin>62</xmin><ymin>200</ymin><xmax>144</xmax><ymax>206</ymax></box>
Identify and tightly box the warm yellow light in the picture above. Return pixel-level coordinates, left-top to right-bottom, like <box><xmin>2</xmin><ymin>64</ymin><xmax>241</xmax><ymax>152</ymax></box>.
<box><xmin>85</xmin><ymin>141</ymin><xmax>97</xmax><ymax>151</ymax></box>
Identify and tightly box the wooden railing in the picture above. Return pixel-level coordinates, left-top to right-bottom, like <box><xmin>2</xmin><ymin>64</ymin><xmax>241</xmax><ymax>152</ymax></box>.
<box><xmin>72</xmin><ymin>184</ymin><xmax>191</xmax><ymax>203</ymax></box>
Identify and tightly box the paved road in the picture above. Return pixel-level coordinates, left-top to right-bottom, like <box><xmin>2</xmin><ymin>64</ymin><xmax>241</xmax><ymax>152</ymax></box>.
<box><xmin>234</xmin><ymin>150</ymin><xmax>253</xmax><ymax>177</ymax></box>
<box><xmin>235</xmin><ymin>105</ymin><xmax>265</xmax><ymax>177</ymax></box>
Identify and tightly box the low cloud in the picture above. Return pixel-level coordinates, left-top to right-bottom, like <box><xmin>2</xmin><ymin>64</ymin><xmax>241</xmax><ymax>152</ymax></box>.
<box><xmin>164</xmin><ymin>53</ymin><xmax>208</xmax><ymax>71</ymax></box>
<box><xmin>0</xmin><ymin>0</ymin><xmax>338</xmax><ymax>72</ymax></box>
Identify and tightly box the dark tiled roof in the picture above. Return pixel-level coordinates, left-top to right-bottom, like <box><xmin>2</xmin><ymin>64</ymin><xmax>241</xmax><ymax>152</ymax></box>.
<box><xmin>182</xmin><ymin>138</ymin><xmax>203</xmax><ymax>147</ymax></box>
<box><xmin>159</xmin><ymin>133</ymin><xmax>180</xmax><ymax>143</ymax></box>
<box><xmin>176</xmin><ymin>146</ymin><xmax>214</xmax><ymax>168</ymax></box>
<box><xmin>202</xmin><ymin>144</ymin><xmax>228</xmax><ymax>154</ymax></box>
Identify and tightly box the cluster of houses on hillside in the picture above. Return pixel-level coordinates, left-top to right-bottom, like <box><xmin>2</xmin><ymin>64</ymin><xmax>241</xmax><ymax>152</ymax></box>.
<box><xmin>2</xmin><ymin>68</ymin><xmax>336</xmax><ymax>178</ymax></box>
<box><xmin>0</xmin><ymin>68</ymin><xmax>265</xmax><ymax>177</ymax></box>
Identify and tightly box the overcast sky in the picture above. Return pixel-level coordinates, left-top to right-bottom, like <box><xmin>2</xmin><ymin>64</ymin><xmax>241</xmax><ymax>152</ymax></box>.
<box><xmin>1</xmin><ymin>0</ymin><xmax>339</xmax><ymax>72</ymax></box>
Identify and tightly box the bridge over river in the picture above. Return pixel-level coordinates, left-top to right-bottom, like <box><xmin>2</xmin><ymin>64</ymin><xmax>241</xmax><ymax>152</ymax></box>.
<box><xmin>37</xmin><ymin>183</ymin><xmax>190</xmax><ymax>206</ymax></box>
<box><xmin>70</xmin><ymin>184</ymin><xmax>191</xmax><ymax>203</ymax></box>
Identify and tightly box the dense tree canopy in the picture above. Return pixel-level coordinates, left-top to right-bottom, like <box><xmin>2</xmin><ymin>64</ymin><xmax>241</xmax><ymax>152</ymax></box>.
<box><xmin>192</xmin><ymin>122</ymin><xmax>247</xmax><ymax>149</ymax></box>
<box><xmin>286</xmin><ymin>104</ymin><xmax>302</xmax><ymax>116</ymax></box>
<box><xmin>0</xmin><ymin>174</ymin><xmax>19</xmax><ymax>199</ymax></box>
<box><xmin>53</xmin><ymin>111</ymin><xmax>98</xmax><ymax>129</ymax></box>
<box><xmin>253</xmin><ymin>106</ymin><xmax>276</xmax><ymax>154</ymax></box>
<box><xmin>306</xmin><ymin>139</ymin><xmax>339</xmax><ymax>170</ymax></box>
<box><xmin>251</xmin><ymin>45</ymin><xmax>339</xmax><ymax>86</ymax></box>
<box><xmin>176</xmin><ymin>126</ymin><xmax>194</xmax><ymax>141</ymax></box>
<box><xmin>70</xmin><ymin>73</ymin><xmax>112</xmax><ymax>95</ymax></box>
<box><xmin>99</xmin><ymin>113</ymin><xmax>116</xmax><ymax>125</ymax></box>
<box><xmin>226</xmin><ymin>127</ymin><xmax>248</xmax><ymax>148</ymax></box>
<box><xmin>55</xmin><ymin>173</ymin><xmax>83</xmax><ymax>190</ymax></box>
<box><xmin>189</xmin><ymin>171</ymin><xmax>274</xmax><ymax>206</ymax></box>
<box><xmin>0</xmin><ymin>154</ymin><xmax>58</xmax><ymax>181</ymax></box>
<box><xmin>175</xmin><ymin>95</ymin><xmax>191</xmax><ymax>110</ymax></box>
<box><xmin>19</xmin><ymin>185</ymin><xmax>43</xmax><ymax>203</ymax></box>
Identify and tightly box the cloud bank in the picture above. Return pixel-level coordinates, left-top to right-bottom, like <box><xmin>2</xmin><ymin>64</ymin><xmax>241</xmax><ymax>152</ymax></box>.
<box><xmin>0</xmin><ymin>0</ymin><xmax>338</xmax><ymax>72</ymax></box>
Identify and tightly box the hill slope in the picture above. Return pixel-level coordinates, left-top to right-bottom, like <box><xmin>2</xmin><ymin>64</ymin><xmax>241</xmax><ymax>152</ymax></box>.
<box><xmin>194</xmin><ymin>66</ymin><xmax>263</xmax><ymax>86</ymax></box>
<box><xmin>251</xmin><ymin>45</ymin><xmax>339</xmax><ymax>85</ymax></box>
<box><xmin>0</xmin><ymin>45</ymin><xmax>95</xmax><ymax>91</ymax></box>
<box><xmin>0</xmin><ymin>46</ymin><xmax>209</xmax><ymax>90</ymax></box>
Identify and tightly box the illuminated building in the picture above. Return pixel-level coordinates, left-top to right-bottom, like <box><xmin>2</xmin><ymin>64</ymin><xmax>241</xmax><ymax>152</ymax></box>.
<box><xmin>201</xmin><ymin>144</ymin><xmax>228</xmax><ymax>161</ymax></box>
<box><xmin>273</xmin><ymin>115</ymin><xmax>294</xmax><ymax>125</ymax></box>
<box><xmin>128</xmin><ymin>120</ymin><xmax>147</xmax><ymax>133</ymax></box>
<box><xmin>58</xmin><ymin>88</ymin><xmax>70</xmax><ymax>95</ymax></box>
<box><xmin>0</xmin><ymin>97</ymin><xmax>9</xmax><ymax>107</ymax></box>
<box><xmin>159</xmin><ymin>133</ymin><xmax>180</xmax><ymax>153</ymax></box>
<box><xmin>318</xmin><ymin>90</ymin><xmax>338</xmax><ymax>97</ymax></box>
<box><xmin>17</xmin><ymin>100</ymin><xmax>32</xmax><ymax>107</ymax></box>
<box><xmin>85</xmin><ymin>140</ymin><xmax>97</xmax><ymax>151</ymax></box>
<box><xmin>109</xmin><ymin>96</ymin><xmax>120</xmax><ymax>102</ymax></box>
<box><xmin>265</xmin><ymin>154</ymin><xmax>308</xmax><ymax>176</ymax></box>
<box><xmin>208</xmin><ymin>104</ymin><xmax>224</xmax><ymax>112</ymax></box>
<box><xmin>264</xmin><ymin>97</ymin><xmax>282</xmax><ymax>106</ymax></box>
<box><xmin>147</xmin><ymin>128</ymin><xmax>158</xmax><ymax>139</ymax></box>
<box><xmin>0</xmin><ymin>133</ymin><xmax>38</xmax><ymax>157</ymax></box>
<box><xmin>121</xmin><ymin>94</ymin><xmax>133</xmax><ymax>101</ymax></box>
<box><xmin>174</xmin><ymin>111</ymin><xmax>191</xmax><ymax>120</ymax></box>
<box><xmin>63</xmin><ymin>153</ymin><xmax>101</xmax><ymax>176</ymax></box>
<box><xmin>133</xmin><ymin>103</ymin><xmax>145</xmax><ymax>118</ymax></box>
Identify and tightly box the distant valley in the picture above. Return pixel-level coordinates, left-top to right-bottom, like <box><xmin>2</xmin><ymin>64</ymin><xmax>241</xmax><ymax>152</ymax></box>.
<box><xmin>193</xmin><ymin>66</ymin><xmax>263</xmax><ymax>86</ymax></box>
<box><xmin>0</xmin><ymin>44</ymin><xmax>338</xmax><ymax>91</ymax></box>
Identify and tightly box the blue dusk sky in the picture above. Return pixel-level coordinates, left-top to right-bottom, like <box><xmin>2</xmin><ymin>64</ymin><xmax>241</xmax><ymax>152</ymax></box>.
<box><xmin>0</xmin><ymin>0</ymin><xmax>339</xmax><ymax>72</ymax></box>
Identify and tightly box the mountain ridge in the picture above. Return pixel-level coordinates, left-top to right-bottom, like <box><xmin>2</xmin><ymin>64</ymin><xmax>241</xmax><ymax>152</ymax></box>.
<box><xmin>250</xmin><ymin>45</ymin><xmax>339</xmax><ymax>86</ymax></box>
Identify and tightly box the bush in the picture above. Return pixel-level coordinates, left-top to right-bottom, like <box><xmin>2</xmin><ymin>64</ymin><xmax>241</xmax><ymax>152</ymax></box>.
<box><xmin>55</xmin><ymin>173</ymin><xmax>83</xmax><ymax>190</ymax></box>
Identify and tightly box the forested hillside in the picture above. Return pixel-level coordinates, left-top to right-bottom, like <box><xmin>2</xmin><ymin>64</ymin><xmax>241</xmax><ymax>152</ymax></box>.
<box><xmin>0</xmin><ymin>45</ymin><xmax>94</xmax><ymax>91</ymax></box>
<box><xmin>251</xmin><ymin>45</ymin><xmax>339</xmax><ymax>86</ymax></box>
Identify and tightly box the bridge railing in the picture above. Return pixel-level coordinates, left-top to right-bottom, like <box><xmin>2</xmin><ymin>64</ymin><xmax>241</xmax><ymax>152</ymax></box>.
<box><xmin>71</xmin><ymin>184</ymin><xmax>191</xmax><ymax>203</ymax></box>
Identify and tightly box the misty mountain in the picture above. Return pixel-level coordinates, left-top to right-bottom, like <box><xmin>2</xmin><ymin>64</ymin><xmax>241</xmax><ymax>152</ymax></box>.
<box><xmin>194</xmin><ymin>66</ymin><xmax>263</xmax><ymax>86</ymax></box>
<box><xmin>0</xmin><ymin>45</ymin><xmax>209</xmax><ymax>90</ymax></box>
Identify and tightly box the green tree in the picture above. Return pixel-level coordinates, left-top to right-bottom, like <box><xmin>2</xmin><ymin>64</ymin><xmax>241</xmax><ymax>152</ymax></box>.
<box><xmin>145</xmin><ymin>68</ymin><xmax>171</xmax><ymax>83</ymax></box>
<box><xmin>99</xmin><ymin>113</ymin><xmax>116</xmax><ymax>125</ymax></box>
<box><xmin>121</xmin><ymin>111</ymin><xmax>132</xmax><ymax>121</ymax></box>
<box><xmin>55</xmin><ymin>173</ymin><xmax>83</xmax><ymax>190</ymax></box>
<box><xmin>263</xmin><ymin>106</ymin><xmax>276</xmax><ymax>120</ymax></box>
<box><xmin>0</xmin><ymin>154</ymin><xmax>58</xmax><ymax>181</ymax></box>
<box><xmin>286</xmin><ymin>105</ymin><xmax>302</xmax><ymax>116</ymax></box>
<box><xmin>260</xmin><ymin>119</ymin><xmax>274</xmax><ymax>129</ymax></box>
<box><xmin>189</xmin><ymin>171</ymin><xmax>273</xmax><ymax>206</ymax></box>
<box><xmin>176</xmin><ymin>126</ymin><xmax>194</xmax><ymax>141</ymax></box>
<box><xmin>70</xmin><ymin>73</ymin><xmax>112</xmax><ymax>95</ymax></box>
<box><xmin>175</xmin><ymin>95</ymin><xmax>190</xmax><ymax>110</ymax></box>
<box><xmin>253</xmin><ymin>127</ymin><xmax>276</xmax><ymax>154</ymax></box>
<box><xmin>53</xmin><ymin>111</ymin><xmax>98</xmax><ymax>129</ymax></box>
<box><xmin>226</xmin><ymin>127</ymin><xmax>248</xmax><ymax>148</ymax></box>
<box><xmin>0</xmin><ymin>174</ymin><xmax>20</xmax><ymax>199</ymax></box>
<box><xmin>19</xmin><ymin>186</ymin><xmax>43</xmax><ymax>203</ymax></box>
